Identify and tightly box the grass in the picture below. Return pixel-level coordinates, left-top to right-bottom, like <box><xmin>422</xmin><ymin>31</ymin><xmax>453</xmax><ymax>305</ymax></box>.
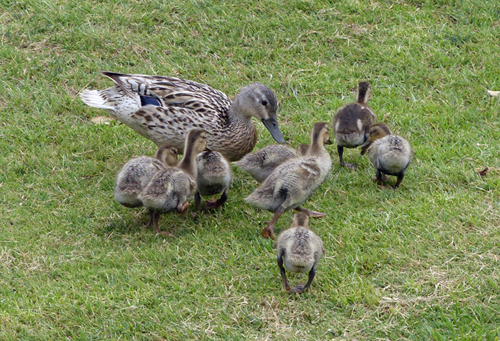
<box><xmin>1</xmin><ymin>0</ymin><xmax>500</xmax><ymax>339</ymax></box>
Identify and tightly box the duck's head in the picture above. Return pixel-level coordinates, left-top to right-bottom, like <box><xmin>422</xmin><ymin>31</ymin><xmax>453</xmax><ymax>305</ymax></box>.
<box><xmin>290</xmin><ymin>212</ymin><xmax>310</xmax><ymax>229</ymax></box>
<box><xmin>360</xmin><ymin>123</ymin><xmax>392</xmax><ymax>155</ymax></box>
<box><xmin>235</xmin><ymin>83</ymin><xmax>285</xmax><ymax>144</ymax></box>
<box><xmin>357</xmin><ymin>81</ymin><xmax>371</xmax><ymax>104</ymax></box>
<box><xmin>156</xmin><ymin>144</ymin><xmax>179</xmax><ymax>167</ymax></box>
<box><xmin>186</xmin><ymin>129</ymin><xmax>208</xmax><ymax>155</ymax></box>
<box><xmin>311</xmin><ymin>122</ymin><xmax>333</xmax><ymax>146</ymax></box>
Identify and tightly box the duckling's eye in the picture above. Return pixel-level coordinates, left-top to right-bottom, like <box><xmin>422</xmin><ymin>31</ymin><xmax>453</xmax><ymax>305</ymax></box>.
<box><xmin>261</xmin><ymin>99</ymin><xmax>268</xmax><ymax>106</ymax></box>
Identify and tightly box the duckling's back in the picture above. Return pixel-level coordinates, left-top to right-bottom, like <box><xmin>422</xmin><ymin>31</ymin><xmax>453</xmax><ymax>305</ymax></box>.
<box><xmin>333</xmin><ymin>104</ymin><xmax>376</xmax><ymax>148</ymax></box>
<box><xmin>139</xmin><ymin>167</ymin><xmax>196</xmax><ymax>213</ymax></box>
<box><xmin>370</xmin><ymin>135</ymin><xmax>413</xmax><ymax>175</ymax></box>
<box><xmin>115</xmin><ymin>156</ymin><xmax>164</xmax><ymax>207</ymax></box>
<box><xmin>277</xmin><ymin>227</ymin><xmax>324</xmax><ymax>274</ymax></box>
<box><xmin>235</xmin><ymin>144</ymin><xmax>300</xmax><ymax>183</ymax></box>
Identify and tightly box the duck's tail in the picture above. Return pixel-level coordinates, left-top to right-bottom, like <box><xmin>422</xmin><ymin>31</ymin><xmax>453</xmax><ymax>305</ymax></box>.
<box><xmin>79</xmin><ymin>89</ymin><xmax>116</xmax><ymax>112</ymax></box>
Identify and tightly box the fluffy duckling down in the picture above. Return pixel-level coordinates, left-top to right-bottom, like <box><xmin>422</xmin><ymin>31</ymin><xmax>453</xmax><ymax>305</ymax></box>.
<box><xmin>235</xmin><ymin>144</ymin><xmax>308</xmax><ymax>183</ymax></box>
<box><xmin>245</xmin><ymin>122</ymin><xmax>332</xmax><ymax>239</ymax></box>
<box><xmin>195</xmin><ymin>150</ymin><xmax>232</xmax><ymax>210</ymax></box>
<box><xmin>361</xmin><ymin>123</ymin><xmax>413</xmax><ymax>189</ymax></box>
<box><xmin>114</xmin><ymin>144</ymin><xmax>178</xmax><ymax>228</ymax></box>
<box><xmin>332</xmin><ymin>81</ymin><xmax>376</xmax><ymax>169</ymax></box>
<box><xmin>276</xmin><ymin>212</ymin><xmax>325</xmax><ymax>293</ymax></box>
<box><xmin>139</xmin><ymin>129</ymin><xmax>207</xmax><ymax>236</ymax></box>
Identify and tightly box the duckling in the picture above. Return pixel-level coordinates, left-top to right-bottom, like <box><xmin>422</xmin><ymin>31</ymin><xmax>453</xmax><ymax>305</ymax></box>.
<box><xmin>235</xmin><ymin>144</ymin><xmax>308</xmax><ymax>183</ymax></box>
<box><xmin>360</xmin><ymin>123</ymin><xmax>413</xmax><ymax>189</ymax></box>
<box><xmin>276</xmin><ymin>212</ymin><xmax>325</xmax><ymax>293</ymax></box>
<box><xmin>332</xmin><ymin>82</ymin><xmax>376</xmax><ymax>169</ymax></box>
<box><xmin>114</xmin><ymin>144</ymin><xmax>178</xmax><ymax>228</ymax></box>
<box><xmin>195</xmin><ymin>150</ymin><xmax>232</xmax><ymax>210</ymax></box>
<box><xmin>245</xmin><ymin>122</ymin><xmax>332</xmax><ymax>239</ymax></box>
<box><xmin>80</xmin><ymin>72</ymin><xmax>285</xmax><ymax>162</ymax></box>
<box><xmin>139</xmin><ymin>129</ymin><xmax>207</xmax><ymax>236</ymax></box>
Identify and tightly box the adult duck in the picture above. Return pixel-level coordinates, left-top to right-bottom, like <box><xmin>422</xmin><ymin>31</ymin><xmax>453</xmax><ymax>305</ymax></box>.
<box><xmin>80</xmin><ymin>72</ymin><xmax>285</xmax><ymax>161</ymax></box>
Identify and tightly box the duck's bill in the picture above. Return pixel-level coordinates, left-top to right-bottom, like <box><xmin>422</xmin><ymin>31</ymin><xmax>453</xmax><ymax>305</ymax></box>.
<box><xmin>360</xmin><ymin>139</ymin><xmax>371</xmax><ymax>149</ymax></box>
<box><xmin>262</xmin><ymin>117</ymin><xmax>286</xmax><ymax>144</ymax></box>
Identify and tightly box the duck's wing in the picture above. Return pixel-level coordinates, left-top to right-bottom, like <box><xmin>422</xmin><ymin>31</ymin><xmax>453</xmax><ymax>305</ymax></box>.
<box><xmin>101</xmin><ymin>72</ymin><xmax>232</xmax><ymax>115</ymax></box>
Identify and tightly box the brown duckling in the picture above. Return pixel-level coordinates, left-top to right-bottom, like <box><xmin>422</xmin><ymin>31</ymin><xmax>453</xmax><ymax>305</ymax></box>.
<box><xmin>361</xmin><ymin>123</ymin><xmax>413</xmax><ymax>189</ymax></box>
<box><xmin>114</xmin><ymin>144</ymin><xmax>178</xmax><ymax>228</ymax></box>
<box><xmin>195</xmin><ymin>150</ymin><xmax>232</xmax><ymax>210</ymax></box>
<box><xmin>332</xmin><ymin>82</ymin><xmax>376</xmax><ymax>169</ymax></box>
<box><xmin>245</xmin><ymin>122</ymin><xmax>332</xmax><ymax>239</ymax></box>
<box><xmin>139</xmin><ymin>129</ymin><xmax>207</xmax><ymax>236</ymax></box>
<box><xmin>276</xmin><ymin>212</ymin><xmax>325</xmax><ymax>293</ymax></box>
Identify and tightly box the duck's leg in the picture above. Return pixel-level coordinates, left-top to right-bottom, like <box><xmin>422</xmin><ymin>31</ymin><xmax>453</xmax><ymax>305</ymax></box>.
<box><xmin>177</xmin><ymin>201</ymin><xmax>190</xmax><ymax>216</ymax></box>
<box><xmin>153</xmin><ymin>212</ymin><xmax>173</xmax><ymax>236</ymax></box>
<box><xmin>393</xmin><ymin>171</ymin><xmax>405</xmax><ymax>189</ymax></box>
<box><xmin>277</xmin><ymin>249</ymin><xmax>290</xmax><ymax>291</ymax></box>
<box><xmin>195</xmin><ymin>192</ymin><xmax>202</xmax><ymax>211</ymax></box>
<box><xmin>373</xmin><ymin>170</ymin><xmax>389</xmax><ymax>185</ymax></box>
<box><xmin>291</xmin><ymin>264</ymin><xmax>316</xmax><ymax>294</ymax></box>
<box><xmin>142</xmin><ymin>209</ymin><xmax>155</xmax><ymax>229</ymax></box>
<box><xmin>261</xmin><ymin>206</ymin><xmax>284</xmax><ymax>239</ymax></box>
<box><xmin>295</xmin><ymin>206</ymin><xmax>326</xmax><ymax>218</ymax></box>
<box><xmin>205</xmin><ymin>188</ymin><xmax>228</xmax><ymax>209</ymax></box>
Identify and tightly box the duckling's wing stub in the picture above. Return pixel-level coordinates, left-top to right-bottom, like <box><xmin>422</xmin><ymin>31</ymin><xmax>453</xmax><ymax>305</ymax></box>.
<box><xmin>262</xmin><ymin>117</ymin><xmax>286</xmax><ymax>144</ymax></box>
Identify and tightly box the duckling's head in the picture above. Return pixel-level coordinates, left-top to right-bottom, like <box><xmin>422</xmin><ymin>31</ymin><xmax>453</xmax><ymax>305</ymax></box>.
<box><xmin>360</xmin><ymin>123</ymin><xmax>392</xmax><ymax>155</ymax></box>
<box><xmin>186</xmin><ymin>129</ymin><xmax>208</xmax><ymax>155</ymax></box>
<box><xmin>311</xmin><ymin>122</ymin><xmax>333</xmax><ymax>146</ymax></box>
<box><xmin>235</xmin><ymin>83</ymin><xmax>285</xmax><ymax>144</ymax></box>
<box><xmin>297</xmin><ymin>144</ymin><xmax>310</xmax><ymax>156</ymax></box>
<box><xmin>156</xmin><ymin>144</ymin><xmax>179</xmax><ymax>167</ymax></box>
<box><xmin>290</xmin><ymin>212</ymin><xmax>310</xmax><ymax>228</ymax></box>
<box><xmin>357</xmin><ymin>81</ymin><xmax>371</xmax><ymax>104</ymax></box>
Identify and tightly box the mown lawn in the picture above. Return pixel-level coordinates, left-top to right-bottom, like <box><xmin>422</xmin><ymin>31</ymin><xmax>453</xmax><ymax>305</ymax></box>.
<box><xmin>1</xmin><ymin>0</ymin><xmax>499</xmax><ymax>339</ymax></box>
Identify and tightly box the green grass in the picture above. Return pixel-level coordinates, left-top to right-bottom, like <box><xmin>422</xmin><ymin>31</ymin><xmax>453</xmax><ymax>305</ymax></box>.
<box><xmin>1</xmin><ymin>0</ymin><xmax>500</xmax><ymax>339</ymax></box>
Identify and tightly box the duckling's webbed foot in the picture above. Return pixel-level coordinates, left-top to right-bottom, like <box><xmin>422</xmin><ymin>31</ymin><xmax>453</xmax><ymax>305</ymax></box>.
<box><xmin>261</xmin><ymin>207</ymin><xmax>284</xmax><ymax>239</ymax></box>
<box><xmin>142</xmin><ymin>209</ymin><xmax>155</xmax><ymax>229</ymax></box>
<box><xmin>295</xmin><ymin>206</ymin><xmax>326</xmax><ymax>218</ymax></box>
<box><xmin>291</xmin><ymin>265</ymin><xmax>317</xmax><ymax>294</ymax></box>
<box><xmin>345</xmin><ymin>163</ymin><xmax>358</xmax><ymax>171</ymax></box>
<box><xmin>177</xmin><ymin>201</ymin><xmax>190</xmax><ymax>216</ymax></box>
<box><xmin>393</xmin><ymin>172</ymin><xmax>405</xmax><ymax>189</ymax></box>
<box><xmin>205</xmin><ymin>189</ymin><xmax>228</xmax><ymax>210</ymax></box>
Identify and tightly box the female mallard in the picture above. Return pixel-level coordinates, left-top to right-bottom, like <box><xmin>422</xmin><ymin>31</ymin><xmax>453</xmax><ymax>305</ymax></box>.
<box><xmin>276</xmin><ymin>212</ymin><xmax>325</xmax><ymax>293</ymax></box>
<box><xmin>80</xmin><ymin>72</ymin><xmax>285</xmax><ymax>161</ymax></box>
<box><xmin>139</xmin><ymin>129</ymin><xmax>207</xmax><ymax>236</ymax></box>
<box><xmin>332</xmin><ymin>82</ymin><xmax>376</xmax><ymax>169</ymax></box>
<box><xmin>114</xmin><ymin>144</ymin><xmax>178</xmax><ymax>228</ymax></box>
<box><xmin>245</xmin><ymin>122</ymin><xmax>332</xmax><ymax>239</ymax></box>
<box><xmin>361</xmin><ymin>123</ymin><xmax>413</xmax><ymax>189</ymax></box>
<box><xmin>235</xmin><ymin>144</ymin><xmax>307</xmax><ymax>183</ymax></box>
<box><xmin>195</xmin><ymin>150</ymin><xmax>232</xmax><ymax>210</ymax></box>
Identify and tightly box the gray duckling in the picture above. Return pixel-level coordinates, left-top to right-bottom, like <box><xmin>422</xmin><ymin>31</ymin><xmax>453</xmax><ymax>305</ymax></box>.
<box><xmin>235</xmin><ymin>144</ymin><xmax>308</xmax><ymax>183</ymax></box>
<box><xmin>139</xmin><ymin>129</ymin><xmax>207</xmax><ymax>236</ymax></box>
<box><xmin>361</xmin><ymin>123</ymin><xmax>413</xmax><ymax>189</ymax></box>
<box><xmin>332</xmin><ymin>82</ymin><xmax>376</xmax><ymax>169</ymax></box>
<box><xmin>114</xmin><ymin>144</ymin><xmax>178</xmax><ymax>228</ymax></box>
<box><xmin>245</xmin><ymin>122</ymin><xmax>332</xmax><ymax>239</ymax></box>
<box><xmin>195</xmin><ymin>150</ymin><xmax>232</xmax><ymax>210</ymax></box>
<box><xmin>276</xmin><ymin>212</ymin><xmax>325</xmax><ymax>293</ymax></box>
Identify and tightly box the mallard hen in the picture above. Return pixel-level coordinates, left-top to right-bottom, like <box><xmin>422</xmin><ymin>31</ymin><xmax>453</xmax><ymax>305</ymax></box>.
<box><xmin>80</xmin><ymin>72</ymin><xmax>285</xmax><ymax>161</ymax></box>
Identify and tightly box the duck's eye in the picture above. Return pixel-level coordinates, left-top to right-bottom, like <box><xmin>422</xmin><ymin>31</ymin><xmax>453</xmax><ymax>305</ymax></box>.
<box><xmin>261</xmin><ymin>99</ymin><xmax>268</xmax><ymax>106</ymax></box>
